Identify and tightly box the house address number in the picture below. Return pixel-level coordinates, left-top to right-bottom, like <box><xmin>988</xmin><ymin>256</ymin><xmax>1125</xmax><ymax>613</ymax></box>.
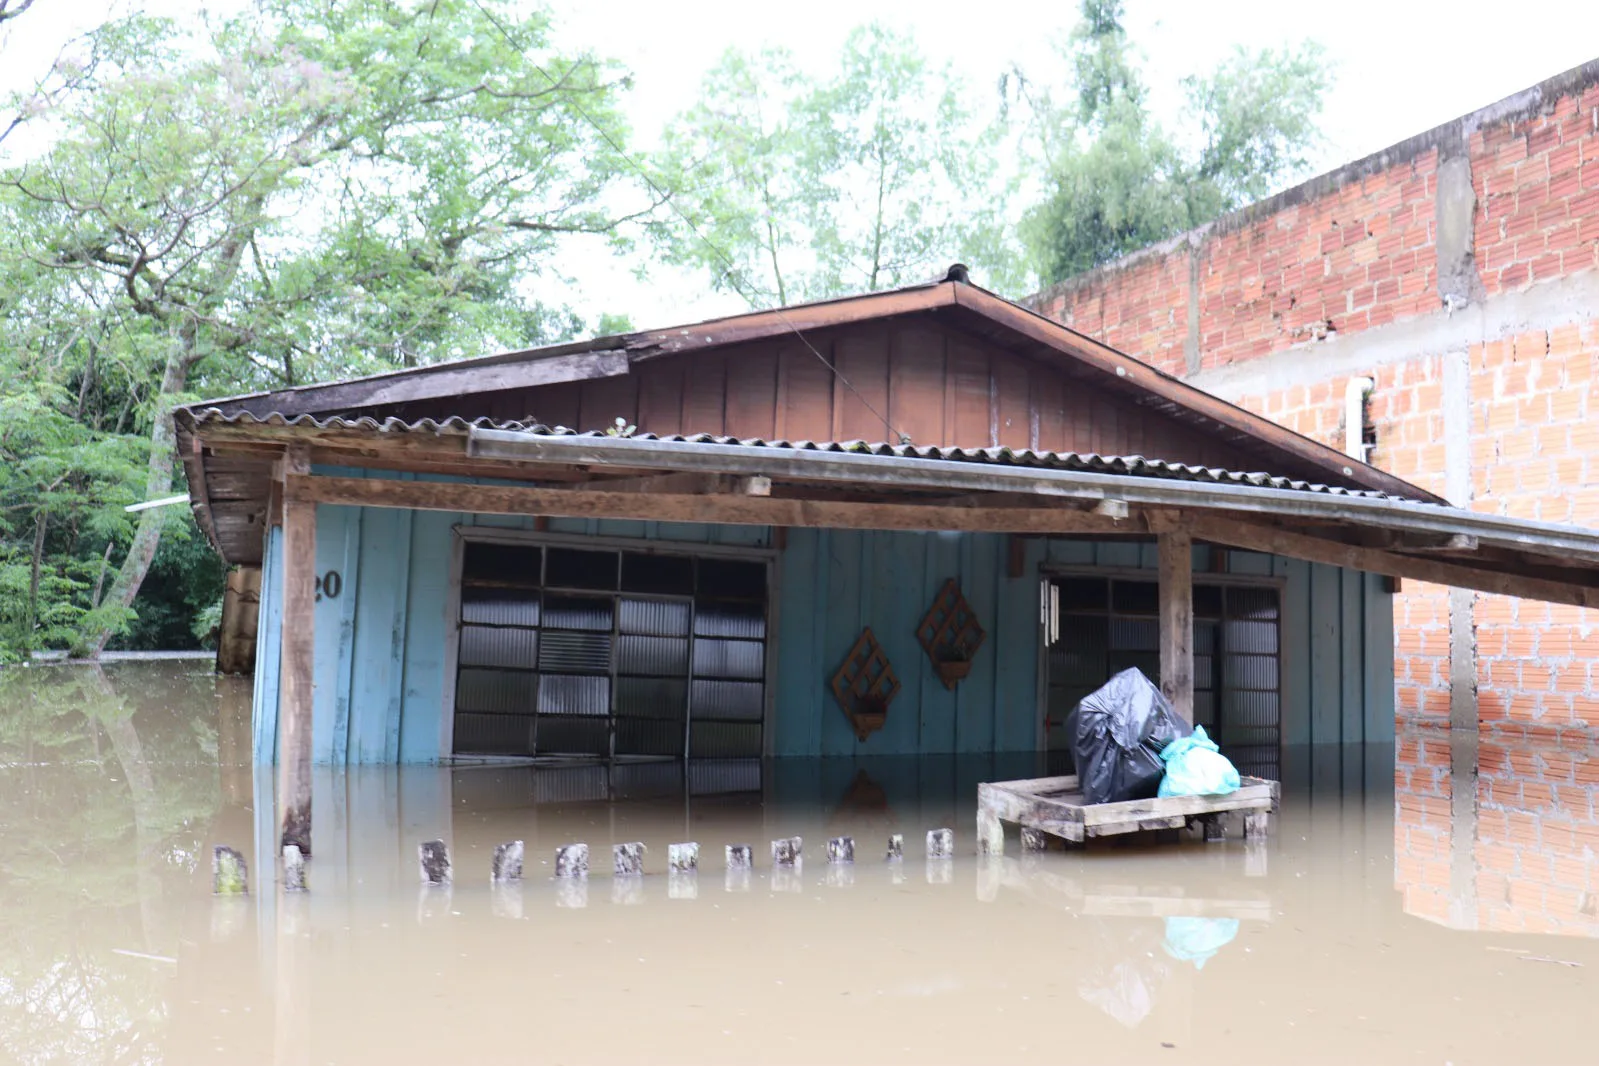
<box><xmin>315</xmin><ymin>570</ymin><xmax>343</xmax><ymax>602</ymax></box>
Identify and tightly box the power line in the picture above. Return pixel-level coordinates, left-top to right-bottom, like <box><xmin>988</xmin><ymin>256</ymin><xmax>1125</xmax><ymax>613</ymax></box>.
<box><xmin>468</xmin><ymin>0</ymin><xmax>909</xmax><ymax>444</ymax></box>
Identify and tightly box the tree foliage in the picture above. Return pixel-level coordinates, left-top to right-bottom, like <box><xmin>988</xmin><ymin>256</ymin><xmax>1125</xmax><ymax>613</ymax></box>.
<box><xmin>0</xmin><ymin>0</ymin><xmax>1330</xmax><ymax>658</ymax></box>
<box><xmin>0</xmin><ymin>0</ymin><xmax>641</xmax><ymax>658</ymax></box>
<box><xmin>1016</xmin><ymin>0</ymin><xmax>1328</xmax><ymax>283</ymax></box>
<box><xmin>651</xmin><ymin>24</ymin><xmax>1019</xmax><ymax>305</ymax></box>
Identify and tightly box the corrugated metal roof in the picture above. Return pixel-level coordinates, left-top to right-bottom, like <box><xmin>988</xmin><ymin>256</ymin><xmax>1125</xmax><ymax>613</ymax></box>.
<box><xmin>181</xmin><ymin>408</ymin><xmax>1414</xmax><ymax>501</ymax></box>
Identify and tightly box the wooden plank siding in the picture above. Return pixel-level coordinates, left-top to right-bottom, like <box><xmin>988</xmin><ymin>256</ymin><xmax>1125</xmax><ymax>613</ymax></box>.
<box><xmin>381</xmin><ymin>318</ymin><xmax>1261</xmax><ymax>467</ymax></box>
<box><xmin>252</xmin><ymin>501</ymin><xmax>1396</xmax><ymax>765</ymax></box>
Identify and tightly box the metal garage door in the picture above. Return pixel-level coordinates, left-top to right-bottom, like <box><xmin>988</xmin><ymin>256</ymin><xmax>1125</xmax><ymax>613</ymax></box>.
<box><xmin>453</xmin><ymin>541</ymin><xmax>767</xmax><ymax>759</ymax></box>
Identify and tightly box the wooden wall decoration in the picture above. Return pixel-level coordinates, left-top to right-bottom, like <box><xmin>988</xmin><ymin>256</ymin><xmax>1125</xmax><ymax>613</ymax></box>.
<box><xmin>830</xmin><ymin>628</ymin><xmax>900</xmax><ymax>742</ymax></box>
<box><xmin>917</xmin><ymin>578</ymin><xmax>986</xmax><ymax>690</ymax></box>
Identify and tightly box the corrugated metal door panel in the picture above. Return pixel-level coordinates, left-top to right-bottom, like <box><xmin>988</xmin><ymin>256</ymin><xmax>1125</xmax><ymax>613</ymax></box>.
<box><xmin>453</xmin><ymin>712</ymin><xmax>535</xmax><ymax>755</ymax></box>
<box><xmin>458</xmin><ymin>626</ymin><xmax>538</xmax><ymax>669</ymax></box>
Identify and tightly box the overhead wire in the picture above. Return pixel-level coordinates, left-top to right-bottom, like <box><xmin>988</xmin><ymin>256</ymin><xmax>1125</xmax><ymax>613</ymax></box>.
<box><xmin>468</xmin><ymin>0</ymin><xmax>911</xmax><ymax>443</ymax></box>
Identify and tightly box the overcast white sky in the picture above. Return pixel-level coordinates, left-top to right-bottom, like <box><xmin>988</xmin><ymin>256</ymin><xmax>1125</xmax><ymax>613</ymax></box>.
<box><xmin>7</xmin><ymin>0</ymin><xmax>1599</xmax><ymax>327</ymax></box>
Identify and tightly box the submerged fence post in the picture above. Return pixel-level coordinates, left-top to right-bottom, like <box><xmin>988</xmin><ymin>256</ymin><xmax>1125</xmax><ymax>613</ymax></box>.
<box><xmin>419</xmin><ymin>840</ymin><xmax>451</xmax><ymax>885</ymax></box>
<box><xmin>555</xmin><ymin>843</ymin><xmax>589</xmax><ymax>879</ymax></box>
<box><xmin>771</xmin><ymin>837</ymin><xmax>802</xmax><ymax>867</ymax></box>
<box><xmin>492</xmin><ymin>840</ymin><xmax>524</xmax><ymax>882</ymax></box>
<box><xmin>213</xmin><ymin>845</ymin><xmax>248</xmax><ymax>896</ymax></box>
<box><xmin>668</xmin><ymin>843</ymin><xmax>699</xmax><ymax>873</ymax></box>
<box><xmin>827</xmin><ymin>837</ymin><xmax>854</xmax><ymax>864</ymax></box>
<box><xmin>613</xmin><ymin>842</ymin><xmax>645</xmax><ymax>877</ymax></box>
<box><xmin>886</xmin><ymin>834</ymin><xmax>903</xmax><ymax>861</ymax></box>
<box><xmin>725</xmin><ymin>845</ymin><xmax>752</xmax><ymax>893</ymax></box>
<box><xmin>926</xmin><ymin>828</ymin><xmax>954</xmax><ymax>858</ymax></box>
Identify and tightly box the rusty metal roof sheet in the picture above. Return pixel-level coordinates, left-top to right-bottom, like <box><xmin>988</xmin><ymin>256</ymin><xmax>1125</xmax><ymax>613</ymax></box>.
<box><xmin>179</xmin><ymin>408</ymin><xmax>1413</xmax><ymax>501</ymax></box>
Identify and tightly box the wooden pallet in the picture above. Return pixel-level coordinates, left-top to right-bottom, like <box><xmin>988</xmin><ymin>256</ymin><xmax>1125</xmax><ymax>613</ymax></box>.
<box><xmin>976</xmin><ymin>773</ymin><xmax>1279</xmax><ymax>854</ymax></box>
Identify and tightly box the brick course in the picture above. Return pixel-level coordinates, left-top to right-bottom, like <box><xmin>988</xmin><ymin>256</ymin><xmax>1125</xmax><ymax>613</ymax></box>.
<box><xmin>1030</xmin><ymin>63</ymin><xmax>1599</xmax><ymax>736</ymax></box>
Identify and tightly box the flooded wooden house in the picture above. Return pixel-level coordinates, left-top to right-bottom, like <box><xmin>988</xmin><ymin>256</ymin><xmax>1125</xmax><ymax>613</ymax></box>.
<box><xmin>177</xmin><ymin>272</ymin><xmax>1599</xmax><ymax>851</ymax></box>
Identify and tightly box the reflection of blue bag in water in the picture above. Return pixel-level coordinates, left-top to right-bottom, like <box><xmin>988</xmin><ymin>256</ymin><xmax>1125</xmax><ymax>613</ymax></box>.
<box><xmin>1162</xmin><ymin>916</ymin><xmax>1239</xmax><ymax>969</ymax></box>
<box><xmin>1157</xmin><ymin>725</ymin><xmax>1241</xmax><ymax>797</ymax></box>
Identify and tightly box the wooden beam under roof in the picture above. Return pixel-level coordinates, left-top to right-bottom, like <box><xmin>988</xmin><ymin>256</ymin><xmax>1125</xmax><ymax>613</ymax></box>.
<box><xmin>281</xmin><ymin>468</ymin><xmax>1599</xmax><ymax>608</ymax></box>
<box><xmin>284</xmin><ymin>474</ymin><xmax>1137</xmax><ymax>537</ymax></box>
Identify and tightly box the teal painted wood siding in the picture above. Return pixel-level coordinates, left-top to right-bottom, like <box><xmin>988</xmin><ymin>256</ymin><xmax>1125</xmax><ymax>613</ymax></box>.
<box><xmin>250</xmin><ymin>490</ymin><xmax>1396</xmax><ymax>764</ymax></box>
<box><xmin>774</xmin><ymin>529</ymin><xmax>1041</xmax><ymax>756</ymax></box>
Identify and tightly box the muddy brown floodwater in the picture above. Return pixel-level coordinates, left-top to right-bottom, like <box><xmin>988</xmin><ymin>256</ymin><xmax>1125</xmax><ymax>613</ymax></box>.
<box><xmin>1</xmin><ymin>661</ymin><xmax>1595</xmax><ymax>1064</ymax></box>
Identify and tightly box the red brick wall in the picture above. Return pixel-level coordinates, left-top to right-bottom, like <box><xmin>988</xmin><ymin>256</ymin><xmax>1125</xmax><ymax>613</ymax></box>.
<box><xmin>1030</xmin><ymin>69</ymin><xmax>1599</xmax><ymax>735</ymax></box>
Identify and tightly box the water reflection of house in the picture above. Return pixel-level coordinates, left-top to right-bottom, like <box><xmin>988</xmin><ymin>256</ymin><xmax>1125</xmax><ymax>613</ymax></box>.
<box><xmin>175</xmin><ymin>273</ymin><xmax>1599</xmax><ymax>849</ymax></box>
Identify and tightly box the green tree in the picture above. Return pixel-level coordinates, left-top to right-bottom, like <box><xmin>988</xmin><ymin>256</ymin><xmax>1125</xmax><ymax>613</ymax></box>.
<box><xmin>0</xmin><ymin>0</ymin><xmax>642</xmax><ymax>657</ymax></box>
<box><xmin>652</xmin><ymin>24</ymin><xmax>1018</xmax><ymax>305</ymax></box>
<box><xmin>1017</xmin><ymin>0</ymin><xmax>1328</xmax><ymax>283</ymax></box>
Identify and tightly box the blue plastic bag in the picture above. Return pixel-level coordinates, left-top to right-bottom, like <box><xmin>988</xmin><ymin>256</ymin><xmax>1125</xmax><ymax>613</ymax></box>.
<box><xmin>1156</xmin><ymin>725</ymin><xmax>1241</xmax><ymax>797</ymax></box>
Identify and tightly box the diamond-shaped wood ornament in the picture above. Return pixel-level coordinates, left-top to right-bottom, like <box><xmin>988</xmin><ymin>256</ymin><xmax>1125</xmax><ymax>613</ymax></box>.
<box><xmin>830</xmin><ymin>627</ymin><xmax>900</xmax><ymax>742</ymax></box>
<box><xmin>917</xmin><ymin>579</ymin><xmax>986</xmax><ymax>690</ymax></box>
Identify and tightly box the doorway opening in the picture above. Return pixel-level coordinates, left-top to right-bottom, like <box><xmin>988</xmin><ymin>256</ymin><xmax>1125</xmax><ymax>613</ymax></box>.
<box><xmin>1043</xmin><ymin>574</ymin><xmax>1282</xmax><ymax>779</ymax></box>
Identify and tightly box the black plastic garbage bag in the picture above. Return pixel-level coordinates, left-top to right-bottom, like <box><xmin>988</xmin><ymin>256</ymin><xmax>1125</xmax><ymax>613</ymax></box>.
<box><xmin>1067</xmin><ymin>667</ymin><xmax>1192</xmax><ymax>805</ymax></box>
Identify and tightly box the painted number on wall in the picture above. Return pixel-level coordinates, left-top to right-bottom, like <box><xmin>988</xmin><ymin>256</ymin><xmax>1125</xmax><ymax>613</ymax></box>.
<box><xmin>316</xmin><ymin>570</ymin><xmax>343</xmax><ymax>602</ymax></box>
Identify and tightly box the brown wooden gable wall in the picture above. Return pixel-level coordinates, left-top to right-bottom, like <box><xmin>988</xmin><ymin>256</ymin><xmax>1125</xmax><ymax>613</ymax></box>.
<box><xmin>382</xmin><ymin>317</ymin><xmax>1254</xmax><ymax>470</ymax></box>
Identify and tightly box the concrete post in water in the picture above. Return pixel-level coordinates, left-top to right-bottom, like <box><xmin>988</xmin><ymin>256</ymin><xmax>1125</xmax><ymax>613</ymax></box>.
<box><xmin>927</xmin><ymin>828</ymin><xmax>954</xmax><ymax>858</ymax></box>
<box><xmin>613</xmin><ymin>842</ymin><xmax>646</xmax><ymax>877</ymax></box>
<box><xmin>492</xmin><ymin>840</ymin><xmax>524</xmax><ymax>882</ymax></box>
<box><xmin>1020</xmin><ymin>828</ymin><xmax>1049</xmax><ymax>852</ymax></box>
<box><xmin>419</xmin><ymin>840</ymin><xmax>451</xmax><ymax>885</ymax></box>
<box><xmin>555</xmin><ymin>843</ymin><xmax>589</xmax><ymax>879</ymax></box>
<box><xmin>213</xmin><ymin>845</ymin><xmax>248</xmax><ymax>895</ymax></box>
<box><xmin>282</xmin><ymin>844</ymin><xmax>307</xmax><ymax>892</ymax></box>
<box><xmin>668</xmin><ymin>843</ymin><xmax>699</xmax><ymax>873</ymax></box>
<box><xmin>771</xmin><ymin>837</ymin><xmax>802</xmax><ymax>867</ymax></box>
<box><xmin>886</xmin><ymin>833</ymin><xmax>903</xmax><ymax>861</ymax></box>
<box><xmin>726</xmin><ymin>844</ymin><xmax>753</xmax><ymax>869</ymax></box>
<box><xmin>827</xmin><ymin>837</ymin><xmax>854</xmax><ymax>864</ymax></box>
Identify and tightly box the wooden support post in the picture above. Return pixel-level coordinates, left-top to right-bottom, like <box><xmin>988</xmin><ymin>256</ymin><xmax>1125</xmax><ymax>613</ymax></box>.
<box><xmin>1158</xmin><ymin>530</ymin><xmax>1194</xmax><ymax>723</ymax></box>
<box><xmin>277</xmin><ymin>446</ymin><xmax>314</xmax><ymax>856</ymax></box>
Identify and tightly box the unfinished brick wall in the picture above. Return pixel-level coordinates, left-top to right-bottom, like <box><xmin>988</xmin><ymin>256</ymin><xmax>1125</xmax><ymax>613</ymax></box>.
<box><xmin>1029</xmin><ymin>65</ymin><xmax>1599</xmax><ymax>736</ymax></box>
